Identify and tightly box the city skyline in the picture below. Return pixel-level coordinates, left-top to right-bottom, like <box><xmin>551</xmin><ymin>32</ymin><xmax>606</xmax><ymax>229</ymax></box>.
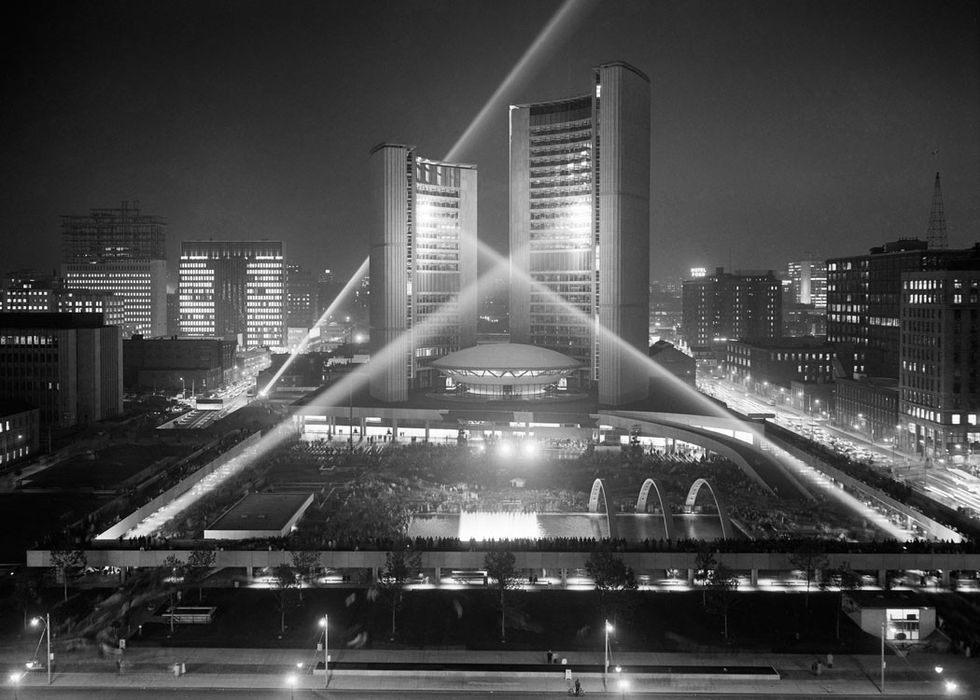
<box><xmin>2</xmin><ymin>0</ymin><xmax>978</xmax><ymax>285</ymax></box>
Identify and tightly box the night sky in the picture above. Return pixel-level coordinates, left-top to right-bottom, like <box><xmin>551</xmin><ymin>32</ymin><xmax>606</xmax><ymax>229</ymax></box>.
<box><xmin>1</xmin><ymin>0</ymin><xmax>978</xmax><ymax>286</ymax></box>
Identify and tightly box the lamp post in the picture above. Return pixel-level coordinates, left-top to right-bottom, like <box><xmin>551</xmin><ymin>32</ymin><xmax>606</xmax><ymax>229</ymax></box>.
<box><xmin>319</xmin><ymin>613</ymin><xmax>329</xmax><ymax>688</ymax></box>
<box><xmin>880</xmin><ymin>620</ymin><xmax>886</xmax><ymax>693</ymax></box>
<box><xmin>285</xmin><ymin>673</ymin><xmax>297</xmax><ymax>700</ymax></box>
<box><xmin>179</xmin><ymin>376</ymin><xmax>185</xmax><ymax>398</ymax></box>
<box><xmin>604</xmin><ymin>619</ymin><xmax>613</xmax><ymax>678</ymax></box>
<box><xmin>30</xmin><ymin>613</ymin><xmax>51</xmax><ymax>685</ymax></box>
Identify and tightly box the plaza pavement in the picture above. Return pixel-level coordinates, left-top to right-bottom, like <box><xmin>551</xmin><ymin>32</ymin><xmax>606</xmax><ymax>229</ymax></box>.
<box><xmin>4</xmin><ymin>645</ymin><xmax>978</xmax><ymax>695</ymax></box>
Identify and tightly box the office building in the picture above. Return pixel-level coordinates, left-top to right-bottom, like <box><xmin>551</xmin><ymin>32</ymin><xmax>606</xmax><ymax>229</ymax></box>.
<box><xmin>0</xmin><ymin>401</ymin><xmax>39</xmax><ymax>470</ymax></box>
<box><xmin>369</xmin><ymin>144</ymin><xmax>478</xmax><ymax>402</ymax></box>
<box><xmin>286</xmin><ymin>263</ymin><xmax>316</xmax><ymax>329</ymax></box>
<box><xmin>60</xmin><ymin>201</ymin><xmax>167</xmax><ymax>337</ymax></box>
<box><xmin>899</xmin><ymin>268</ymin><xmax>980</xmax><ymax>464</ymax></box>
<box><xmin>123</xmin><ymin>336</ymin><xmax>237</xmax><ymax>392</ymax></box>
<box><xmin>827</xmin><ymin>239</ymin><xmax>980</xmax><ymax>379</ymax></box>
<box><xmin>0</xmin><ymin>313</ymin><xmax>122</xmax><ymax>427</ymax></box>
<box><xmin>787</xmin><ymin>260</ymin><xmax>827</xmax><ymax>308</ymax></box>
<box><xmin>1</xmin><ymin>275</ymin><xmax>124</xmax><ymax>331</ymax></box>
<box><xmin>178</xmin><ymin>241</ymin><xmax>285</xmax><ymax>349</ymax></box>
<box><xmin>510</xmin><ymin>62</ymin><xmax>651</xmax><ymax>406</ymax></box>
<box><xmin>682</xmin><ymin>268</ymin><xmax>782</xmax><ymax>359</ymax></box>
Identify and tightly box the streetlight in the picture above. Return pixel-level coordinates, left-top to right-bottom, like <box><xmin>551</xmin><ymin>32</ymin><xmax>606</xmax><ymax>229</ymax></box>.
<box><xmin>604</xmin><ymin>619</ymin><xmax>613</xmax><ymax>677</ymax></box>
<box><xmin>285</xmin><ymin>672</ymin><xmax>297</xmax><ymax>700</ymax></box>
<box><xmin>318</xmin><ymin>613</ymin><xmax>329</xmax><ymax>688</ymax></box>
<box><xmin>30</xmin><ymin>613</ymin><xmax>51</xmax><ymax>685</ymax></box>
<box><xmin>179</xmin><ymin>376</ymin><xmax>185</xmax><ymax>397</ymax></box>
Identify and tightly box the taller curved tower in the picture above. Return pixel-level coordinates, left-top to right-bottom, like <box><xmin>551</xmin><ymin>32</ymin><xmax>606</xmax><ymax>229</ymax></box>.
<box><xmin>509</xmin><ymin>62</ymin><xmax>651</xmax><ymax>406</ymax></box>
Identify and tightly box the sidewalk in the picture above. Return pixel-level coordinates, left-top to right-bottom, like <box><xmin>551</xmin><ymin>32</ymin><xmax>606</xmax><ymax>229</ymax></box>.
<box><xmin>6</xmin><ymin>645</ymin><xmax>977</xmax><ymax>695</ymax></box>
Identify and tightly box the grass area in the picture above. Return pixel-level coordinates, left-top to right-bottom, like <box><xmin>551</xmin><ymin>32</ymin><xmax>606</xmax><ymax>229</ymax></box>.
<box><xmin>25</xmin><ymin>442</ymin><xmax>195</xmax><ymax>489</ymax></box>
<box><xmin>127</xmin><ymin>588</ymin><xmax>885</xmax><ymax>655</ymax></box>
<box><xmin>0</xmin><ymin>492</ymin><xmax>106</xmax><ymax>560</ymax></box>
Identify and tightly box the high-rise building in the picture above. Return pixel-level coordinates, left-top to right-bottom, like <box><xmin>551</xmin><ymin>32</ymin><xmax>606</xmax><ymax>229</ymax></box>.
<box><xmin>899</xmin><ymin>268</ymin><xmax>980</xmax><ymax>463</ymax></box>
<box><xmin>60</xmin><ymin>201</ymin><xmax>167</xmax><ymax>337</ymax></box>
<box><xmin>178</xmin><ymin>241</ymin><xmax>285</xmax><ymax>349</ymax></box>
<box><xmin>682</xmin><ymin>268</ymin><xmax>782</xmax><ymax>359</ymax></box>
<box><xmin>286</xmin><ymin>263</ymin><xmax>316</xmax><ymax>329</ymax></box>
<box><xmin>369</xmin><ymin>144</ymin><xmax>478</xmax><ymax>402</ymax></box>
<box><xmin>0</xmin><ymin>313</ymin><xmax>123</xmax><ymax>427</ymax></box>
<box><xmin>826</xmin><ymin>239</ymin><xmax>980</xmax><ymax>378</ymax></box>
<box><xmin>787</xmin><ymin>259</ymin><xmax>827</xmax><ymax>308</ymax></box>
<box><xmin>509</xmin><ymin>62</ymin><xmax>651</xmax><ymax>406</ymax></box>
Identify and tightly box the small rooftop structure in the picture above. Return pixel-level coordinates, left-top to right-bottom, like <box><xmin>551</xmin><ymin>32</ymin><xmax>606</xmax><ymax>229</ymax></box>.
<box><xmin>204</xmin><ymin>493</ymin><xmax>314</xmax><ymax>540</ymax></box>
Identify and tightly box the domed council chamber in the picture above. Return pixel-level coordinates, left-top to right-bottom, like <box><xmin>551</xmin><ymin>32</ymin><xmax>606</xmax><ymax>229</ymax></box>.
<box><xmin>431</xmin><ymin>343</ymin><xmax>581</xmax><ymax>399</ymax></box>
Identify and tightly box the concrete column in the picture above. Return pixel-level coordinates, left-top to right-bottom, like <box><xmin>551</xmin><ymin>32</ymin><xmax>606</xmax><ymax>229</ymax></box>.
<box><xmin>359</xmin><ymin>416</ymin><xmax>367</xmax><ymax>440</ymax></box>
<box><xmin>434</xmin><ymin>567</ymin><xmax>441</xmax><ymax>584</ymax></box>
<box><xmin>814</xmin><ymin>569</ymin><xmax>823</xmax><ymax>587</ymax></box>
<box><xmin>688</xmin><ymin>568</ymin><xmax>695</xmax><ymax>585</ymax></box>
<box><xmin>391</xmin><ymin>417</ymin><xmax>399</xmax><ymax>442</ymax></box>
<box><xmin>373</xmin><ymin>567</ymin><xmax>381</xmax><ymax>583</ymax></box>
<box><xmin>560</xmin><ymin>568</ymin><xmax>568</xmax><ymax>588</ymax></box>
<box><xmin>878</xmin><ymin>569</ymin><xmax>888</xmax><ymax>589</ymax></box>
<box><xmin>750</xmin><ymin>569</ymin><xmax>759</xmax><ymax>586</ymax></box>
<box><xmin>942</xmin><ymin>570</ymin><xmax>951</xmax><ymax>587</ymax></box>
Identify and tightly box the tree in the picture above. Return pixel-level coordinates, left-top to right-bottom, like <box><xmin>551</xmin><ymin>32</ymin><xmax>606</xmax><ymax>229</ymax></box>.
<box><xmin>290</xmin><ymin>550</ymin><xmax>320</xmax><ymax>602</ymax></box>
<box><xmin>821</xmin><ymin>561</ymin><xmax>862</xmax><ymax>640</ymax></box>
<box><xmin>270</xmin><ymin>563</ymin><xmax>298</xmax><ymax>635</ymax></box>
<box><xmin>706</xmin><ymin>562</ymin><xmax>740</xmax><ymax>641</ymax></box>
<box><xmin>50</xmin><ymin>549</ymin><xmax>86</xmax><ymax>602</ymax></box>
<box><xmin>693</xmin><ymin>547</ymin><xmax>717</xmax><ymax>608</ymax></box>
<box><xmin>187</xmin><ymin>547</ymin><xmax>217</xmax><ymax>602</ymax></box>
<box><xmin>788</xmin><ymin>543</ymin><xmax>828</xmax><ymax>609</ymax></box>
<box><xmin>380</xmin><ymin>549</ymin><xmax>422</xmax><ymax>640</ymax></box>
<box><xmin>585</xmin><ymin>548</ymin><xmax>637</xmax><ymax>623</ymax></box>
<box><xmin>484</xmin><ymin>550</ymin><xmax>517</xmax><ymax>643</ymax></box>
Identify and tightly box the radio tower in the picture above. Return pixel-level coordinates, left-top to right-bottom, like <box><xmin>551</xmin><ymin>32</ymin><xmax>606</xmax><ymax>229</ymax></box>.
<box><xmin>926</xmin><ymin>171</ymin><xmax>948</xmax><ymax>249</ymax></box>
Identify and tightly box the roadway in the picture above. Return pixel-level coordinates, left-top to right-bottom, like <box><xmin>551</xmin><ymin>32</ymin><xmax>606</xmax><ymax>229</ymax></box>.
<box><xmin>698</xmin><ymin>376</ymin><xmax>980</xmax><ymax>519</ymax></box>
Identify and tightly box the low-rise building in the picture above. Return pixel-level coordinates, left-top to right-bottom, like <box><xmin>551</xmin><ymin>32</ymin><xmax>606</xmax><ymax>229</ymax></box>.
<box><xmin>0</xmin><ymin>400</ymin><xmax>40</xmax><ymax>471</ymax></box>
<box><xmin>123</xmin><ymin>336</ymin><xmax>237</xmax><ymax>392</ymax></box>
<box><xmin>0</xmin><ymin>313</ymin><xmax>122</xmax><ymax>427</ymax></box>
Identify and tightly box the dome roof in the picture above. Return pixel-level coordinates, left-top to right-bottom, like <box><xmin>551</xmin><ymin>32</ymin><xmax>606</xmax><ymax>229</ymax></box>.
<box><xmin>432</xmin><ymin>343</ymin><xmax>581</xmax><ymax>371</ymax></box>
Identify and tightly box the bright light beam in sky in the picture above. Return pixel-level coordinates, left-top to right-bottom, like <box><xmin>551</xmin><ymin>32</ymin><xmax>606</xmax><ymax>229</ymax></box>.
<box><xmin>260</xmin><ymin>256</ymin><xmax>370</xmax><ymax>397</ymax></box>
<box><xmin>443</xmin><ymin>0</ymin><xmax>598</xmax><ymax>163</ymax></box>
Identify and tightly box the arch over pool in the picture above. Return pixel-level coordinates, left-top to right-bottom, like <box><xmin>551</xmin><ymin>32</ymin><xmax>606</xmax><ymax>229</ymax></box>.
<box><xmin>587</xmin><ymin>478</ymin><xmax>617</xmax><ymax>539</ymax></box>
<box><xmin>635</xmin><ymin>478</ymin><xmax>675</xmax><ymax>541</ymax></box>
<box><xmin>684</xmin><ymin>478</ymin><xmax>733</xmax><ymax>540</ymax></box>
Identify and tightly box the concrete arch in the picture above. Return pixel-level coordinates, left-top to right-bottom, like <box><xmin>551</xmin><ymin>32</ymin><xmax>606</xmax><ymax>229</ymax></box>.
<box><xmin>635</xmin><ymin>478</ymin><xmax>675</xmax><ymax>541</ymax></box>
<box><xmin>684</xmin><ymin>478</ymin><xmax>732</xmax><ymax>540</ymax></box>
<box><xmin>587</xmin><ymin>478</ymin><xmax>618</xmax><ymax>539</ymax></box>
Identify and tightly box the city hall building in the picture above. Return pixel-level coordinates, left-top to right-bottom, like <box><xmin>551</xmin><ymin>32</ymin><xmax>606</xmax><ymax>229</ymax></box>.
<box><xmin>509</xmin><ymin>62</ymin><xmax>651</xmax><ymax>407</ymax></box>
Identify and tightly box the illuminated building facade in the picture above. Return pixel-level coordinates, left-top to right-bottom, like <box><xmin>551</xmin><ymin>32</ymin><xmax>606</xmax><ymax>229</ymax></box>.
<box><xmin>827</xmin><ymin>240</ymin><xmax>980</xmax><ymax>379</ymax></box>
<box><xmin>369</xmin><ymin>144</ymin><xmax>478</xmax><ymax>402</ymax></box>
<box><xmin>0</xmin><ymin>401</ymin><xmax>39</xmax><ymax>469</ymax></box>
<box><xmin>899</xmin><ymin>269</ymin><xmax>980</xmax><ymax>464</ymax></box>
<box><xmin>178</xmin><ymin>241</ymin><xmax>285</xmax><ymax>349</ymax></box>
<box><xmin>682</xmin><ymin>268</ymin><xmax>782</xmax><ymax>359</ymax></box>
<box><xmin>60</xmin><ymin>201</ymin><xmax>167</xmax><ymax>337</ymax></box>
<box><xmin>509</xmin><ymin>62</ymin><xmax>651</xmax><ymax>406</ymax></box>
<box><xmin>0</xmin><ymin>313</ymin><xmax>123</xmax><ymax>427</ymax></box>
<box><xmin>787</xmin><ymin>260</ymin><xmax>827</xmax><ymax>308</ymax></box>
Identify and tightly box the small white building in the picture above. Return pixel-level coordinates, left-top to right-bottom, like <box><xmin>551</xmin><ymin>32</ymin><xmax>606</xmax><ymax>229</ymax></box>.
<box><xmin>843</xmin><ymin>591</ymin><xmax>936</xmax><ymax>642</ymax></box>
